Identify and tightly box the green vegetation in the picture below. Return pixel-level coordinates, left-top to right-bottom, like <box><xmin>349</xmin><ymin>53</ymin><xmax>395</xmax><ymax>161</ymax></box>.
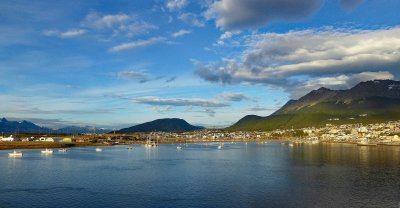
<box><xmin>228</xmin><ymin>80</ymin><xmax>400</xmax><ymax>131</ymax></box>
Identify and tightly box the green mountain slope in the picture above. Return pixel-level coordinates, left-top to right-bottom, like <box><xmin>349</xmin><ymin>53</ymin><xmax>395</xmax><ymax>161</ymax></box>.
<box><xmin>228</xmin><ymin>80</ymin><xmax>400</xmax><ymax>131</ymax></box>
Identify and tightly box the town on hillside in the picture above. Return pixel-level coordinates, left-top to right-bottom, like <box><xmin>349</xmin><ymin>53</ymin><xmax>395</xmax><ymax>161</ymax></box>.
<box><xmin>1</xmin><ymin>120</ymin><xmax>400</xmax><ymax>146</ymax></box>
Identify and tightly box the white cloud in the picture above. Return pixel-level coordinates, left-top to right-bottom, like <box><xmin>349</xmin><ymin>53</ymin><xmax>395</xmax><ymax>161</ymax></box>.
<box><xmin>83</xmin><ymin>12</ymin><xmax>130</xmax><ymax>29</ymax></box>
<box><xmin>196</xmin><ymin>27</ymin><xmax>400</xmax><ymax>98</ymax></box>
<box><xmin>152</xmin><ymin>106</ymin><xmax>172</xmax><ymax>113</ymax></box>
<box><xmin>117</xmin><ymin>70</ymin><xmax>150</xmax><ymax>83</ymax></box>
<box><xmin>115</xmin><ymin>22</ymin><xmax>158</xmax><ymax>37</ymax></box>
<box><xmin>134</xmin><ymin>96</ymin><xmax>229</xmax><ymax>108</ymax></box>
<box><xmin>82</xmin><ymin>12</ymin><xmax>157</xmax><ymax>37</ymax></box>
<box><xmin>178</xmin><ymin>13</ymin><xmax>205</xmax><ymax>27</ymax></box>
<box><xmin>166</xmin><ymin>0</ymin><xmax>188</xmax><ymax>11</ymax></box>
<box><xmin>60</xmin><ymin>29</ymin><xmax>86</xmax><ymax>38</ymax></box>
<box><xmin>218</xmin><ymin>92</ymin><xmax>251</xmax><ymax>102</ymax></box>
<box><xmin>171</xmin><ymin>29</ymin><xmax>192</xmax><ymax>37</ymax></box>
<box><xmin>288</xmin><ymin>71</ymin><xmax>394</xmax><ymax>98</ymax></box>
<box><xmin>109</xmin><ymin>37</ymin><xmax>166</xmax><ymax>52</ymax></box>
<box><xmin>43</xmin><ymin>29</ymin><xmax>86</xmax><ymax>38</ymax></box>
<box><xmin>214</xmin><ymin>30</ymin><xmax>241</xmax><ymax>46</ymax></box>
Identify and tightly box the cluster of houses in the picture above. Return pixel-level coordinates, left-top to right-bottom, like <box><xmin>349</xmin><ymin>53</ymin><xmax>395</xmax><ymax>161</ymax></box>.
<box><xmin>300</xmin><ymin>121</ymin><xmax>400</xmax><ymax>143</ymax></box>
<box><xmin>0</xmin><ymin>135</ymin><xmax>74</xmax><ymax>143</ymax></box>
<box><xmin>137</xmin><ymin>120</ymin><xmax>400</xmax><ymax>144</ymax></box>
<box><xmin>2</xmin><ymin>120</ymin><xmax>400</xmax><ymax>144</ymax></box>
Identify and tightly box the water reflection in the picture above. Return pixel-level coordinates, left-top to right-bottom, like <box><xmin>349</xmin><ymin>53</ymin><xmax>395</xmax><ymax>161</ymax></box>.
<box><xmin>145</xmin><ymin>146</ymin><xmax>159</xmax><ymax>160</ymax></box>
<box><xmin>0</xmin><ymin>143</ymin><xmax>399</xmax><ymax>208</ymax></box>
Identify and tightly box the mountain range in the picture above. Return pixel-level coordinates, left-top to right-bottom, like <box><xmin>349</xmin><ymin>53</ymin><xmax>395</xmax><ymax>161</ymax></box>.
<box><xmin>3</xmin><ymin>79</ymin><xmax>400</xmax><ymax>134</ymax></box>
<box><xmin>0</xmin><ymin>118</ymin><xmax>110</xmax><ymax>134</ymax></box>
<box><xmin>0</xmin><ymin>118</ymin><xmax>52</xmax><ymax>134</ymax></box>
<box><xmin>114</xmin><ymin>118</ymin><xmax>204</xmax><ymax>133</ymax></box>
<box><xmin>229</xmin><ymin>80</ymin><xmax>400</xmax><ymax>131</ymax></box>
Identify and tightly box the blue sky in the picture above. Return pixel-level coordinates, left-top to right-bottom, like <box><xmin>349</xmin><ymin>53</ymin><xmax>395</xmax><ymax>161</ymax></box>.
<box><xmin>1</xmin><ymin>0</ymin><xmax>399</xmax><ymax>129</ymax></box>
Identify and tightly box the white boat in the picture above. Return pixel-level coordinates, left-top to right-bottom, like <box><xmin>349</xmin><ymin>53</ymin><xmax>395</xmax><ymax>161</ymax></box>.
<box><xmin>289</xmin><ymin>143</ymin><xmax>294</xmax><ymax>147</ymax></box>
<box><xmin>217</xmin><ymin>143</ymin><xmax>224</xmax><ymax>150</ymax></box>
<box><xmin>95</xmin><ymin>148</ymin><xmax>103</xmax><ymax>152</ymax></box>
<box><xmin>177</xmin><ymin>146</ymin><xmax>182</xmax><ymax>150</ymax></box>
<box><xmin>58</xmin><ymin>148</ymin><xmax>67</xmax><ymax>152</ymax></box>
<box><xmin>41</xmin><ymin>148</ymin><xmax>53</xmax><ymax>154</ymax></box>
<box><xmin>8</xmin><ymin>150</ymin><xmax>23</xmax><ymax>157</ymax></box>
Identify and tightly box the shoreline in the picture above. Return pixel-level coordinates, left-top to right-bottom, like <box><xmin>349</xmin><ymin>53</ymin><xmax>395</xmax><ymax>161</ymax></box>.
<box><xmin>0</xmin><ymin>142</ymin><xmax>111</xmax><ymax>151</ymax></box>
<box><xmin>2</xmin><ymin>140</ymin><xmax>400</xmax><ymax>151</ymax></box>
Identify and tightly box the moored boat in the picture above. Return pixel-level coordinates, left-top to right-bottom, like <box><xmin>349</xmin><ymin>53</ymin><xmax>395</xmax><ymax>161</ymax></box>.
<box><xmin>41</xmin><ymin>149</ymin><xmax>53</xmax><ymax>154</ymax></box>
<box><xmin>8</xmin><ymin>150</ymin><xmax>23</xmax><ymax>157</ymax></box>
<box><xmin>95</xmin><ymin>148</ymin><xmax>103</xmax><ymax>152</ymax></box>
<box><xmin>58</xmin><ymin>148</ymin><xmax>67</xmax><ymax>152</ymax></box>
<box><xmin>217</xmin><ymin>143</ymin><xmax>224</xmax><ymax>150</ymax></box>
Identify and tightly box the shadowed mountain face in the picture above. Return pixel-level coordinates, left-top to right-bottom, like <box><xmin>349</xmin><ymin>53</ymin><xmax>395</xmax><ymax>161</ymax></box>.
<box><xmin>0</xmin><ymin>118</ymin><xmax>111</xmax><ymax>134</ymax></box>
<box><xmin>114</xmin><ymin>118</ymin><xmax>204</xmax><ymax>133</ymax></box>
<box><xmin>229</xmin><ymin>80</ymin><xmax>400</xmax><ymax>131</ymax></box>
<box><xmin>0</xmin><ymin>118</ymin><xmax>52</xmax><ymax>134</ymax></box>
<box><xmin>57</xmin><ymin>126</ymin><xmax>110</xmax><ymax>134</ymax></box>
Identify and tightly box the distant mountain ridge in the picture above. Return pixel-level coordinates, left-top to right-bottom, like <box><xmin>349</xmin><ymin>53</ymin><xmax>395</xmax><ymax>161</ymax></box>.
<box><xmin>0</xmin><ymin>118</ymin><xmax>52</xmax><ymax>134</ymax></box>
<box><xmin>114</xmin><ymin>118</ymin><xmax>204</xmax><ymax>133</ymax></box>
<box><xmin>229</xmin><ymin>80</ymin><xmax>400</xmax><ymax>131</ymax></box>
<box><xmin>0</xmin><ymin>118</ymin><xmax>111</xmax><ymax>134</ymax></box>
<box><xmin>57</xmin><ymin>126</ymin><xmax>110</xmax><ymax>134</ymax></box>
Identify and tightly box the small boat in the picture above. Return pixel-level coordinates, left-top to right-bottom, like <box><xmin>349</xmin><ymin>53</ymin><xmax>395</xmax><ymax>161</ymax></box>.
<box><xmin>41</xmin><ymin>149</ymin><xmax>53</xmax><ymax>154</ymax></box>
<box><xmin>217</xmin><ymin>143</ymin><xmax>224</xmax><ymax>150</ymax></box>
<box><xmin>58</xmin><ymin>148</ymin><xmax>67</xmax><ymax>152</ymax></box>
<box><xmin>289</xmin><ymin>143</ymin><xmax>294</xmax><ymax>147</ymax></box>
<box><xmin>8</xmin><ymin>150</ymin><xmax>23</xmax><ymax>157</ymax></box>
<box><xmin>95</xmin><ymin>148</ymin><xmax>103</xmax><ymax>152</ymax></box>
<box><xmin>177</xmin><ymin>146</ymin><xmax>182</xmax><ymax>150</ymax></box>
<box><xmin>127</xmin><ymin>146</ymin><xmax>133</xmax><ymax>150</ymax></box>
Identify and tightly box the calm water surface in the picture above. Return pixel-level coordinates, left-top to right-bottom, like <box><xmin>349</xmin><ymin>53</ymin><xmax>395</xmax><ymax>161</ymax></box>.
<box><xmin>1</xmin><ymin>142</ymin><xmax>400</xmax><ymax>208</ymax></box>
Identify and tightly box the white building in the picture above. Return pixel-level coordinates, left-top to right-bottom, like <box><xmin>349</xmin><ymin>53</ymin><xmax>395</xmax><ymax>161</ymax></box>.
<box><xmin>1</xmin><ymin>135</ymin><xmax>15</xmax><ymax>142</ymax></box>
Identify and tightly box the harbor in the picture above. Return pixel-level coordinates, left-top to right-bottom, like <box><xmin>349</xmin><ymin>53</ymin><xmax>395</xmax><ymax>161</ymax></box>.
<box><xmin>1</xmin><ymin>142</ymin><xmax>400</xmax><ymax>207</ymax></box>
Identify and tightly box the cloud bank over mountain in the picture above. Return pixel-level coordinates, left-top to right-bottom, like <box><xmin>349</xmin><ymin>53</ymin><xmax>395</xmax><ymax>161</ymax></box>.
<box><xmin>196</xmin><ymin>27</ymin><xmax>400</xmax><ymax>98</ymax></box>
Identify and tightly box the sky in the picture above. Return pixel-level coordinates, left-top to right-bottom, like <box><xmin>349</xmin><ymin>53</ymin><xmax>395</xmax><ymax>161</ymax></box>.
<box><xmin>1</xmin><ymin>0</ymin><xmax>400</xmax><ymax>129</ymax></box>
